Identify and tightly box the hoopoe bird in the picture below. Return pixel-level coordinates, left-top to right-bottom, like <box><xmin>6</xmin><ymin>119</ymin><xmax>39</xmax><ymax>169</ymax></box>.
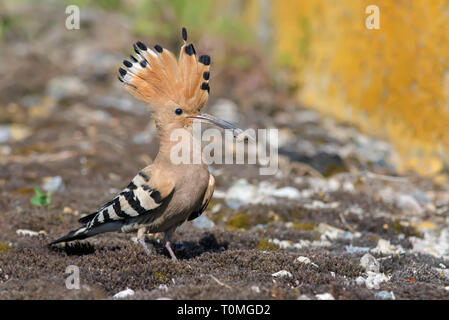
<box><xmin>50</xmin><ymin>28</ymin><xmax>244</xmax><ymax>260</ymax></box>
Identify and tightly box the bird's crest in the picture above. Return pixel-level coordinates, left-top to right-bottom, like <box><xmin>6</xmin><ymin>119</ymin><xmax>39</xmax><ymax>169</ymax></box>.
<box><xmin>118</xmin><ymin>27</ymin><xmax>210</xmax><ymax>112</ymax></box>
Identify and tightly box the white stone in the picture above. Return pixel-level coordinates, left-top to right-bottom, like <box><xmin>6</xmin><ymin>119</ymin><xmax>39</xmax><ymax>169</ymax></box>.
<box><xmin>409</xmin><ymin>228</ymin><xmax>449</xmax><ymax>259</ymax></box>
<box><xmin>295</xmin><ymin>256</ymin><xmax>311</xmax><ymax>264</ymax></box>
<box><xmin>295</xmin><ymin>256</ymin><xmax>319</xmax><ymax>268</ymax></box>
<box><xmin>225</xmin><ymin>179</ymin><xmax>306</xmax><ymax>209</ymax></box>
<box><xmin>317</xmin><ymin>223</ymin><xmax>345</xmax><ymax>240</ymax></box>
<box><xmin>251</xmin><ymin>285</ymin><xmax>260</xmax><ymax>293</ymax></box>
<box><xmin>304</xmin><ymin>201</ymin><xmax>340</xmax><ymax>210</ymax></box>
<box><xmin>272</xmin><ymin>270</ymin><xmax>292</xmax><ymax>278</ymax></box>
<box><xmin>365</xmin><ymin>272</ymin><xmax>390</xmax><ymax>290</ymax></box>
<box><xmin>342</xmin><ymin>181</ymin><xmax>355</xmax><ymax>192</ymax></box>
<box><xmin>316</xmin><ymin>293</ymin><xmax>335</xmax><ymax>300</ymax></box>
<box><xmin>113</xmin><ymin>288</ymin><xmax>135</xmax><ymax>299</ymax></box>
<box><xmin>16</xmin><ymin>229</ymin><xmax>39</xmax><ymax>237</ymax></box>
<box><xmin>355</xmin><ymin>276</ymin><xmax>366</xmax><ymax>286</ymax></box>
<box><xmin>225</xmin><ymin>179</ymin><xmax>258</xmax><ymax>209</ymax></box>
<box><xmin>396</xmin><ymin>194</ymin><xmax>423</xmax><ymax>215</ymax></box>
<box><xmin>272</xmin><ymin>187</ymin><xmax>301</xmax><ymax>199</ymax></box>
<box><xmin>371</xmin><ymin>239</ymin><xmax>404</xmax><ymax>255</ymax></box>
<box><xmin>42</xmin><ymin>176</ymin><xmax>65</xmax><ymax>192</ymax></box>
<box><xmin>192</xmin><ymin>215</ymin><xmax>215</xmax><ymax>229</ymax></box>
<box><xmin>375</xmin><ymin>290</ymin><xmax>395</xmax><ymax>300</ymax></box>
<box><xmin>158</xmin><ymin>284</ymin><xmax>168</xmax><ymax>292</ymax></box>
<box><xmin>360</xmin><ymin>253</ymin><xmax>380</xmax><ymax>273</ymax></box>
<box><xmin>0</xmin><ymin>126</ymin><xmax>11</xmax><ymax>143</ymax></box>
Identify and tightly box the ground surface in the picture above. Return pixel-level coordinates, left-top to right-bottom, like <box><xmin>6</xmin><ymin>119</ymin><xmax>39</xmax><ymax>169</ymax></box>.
<box><xmin>1</xmin><ymin>3</ymin><xmax>449</xmax><ymax>300</ymax></box>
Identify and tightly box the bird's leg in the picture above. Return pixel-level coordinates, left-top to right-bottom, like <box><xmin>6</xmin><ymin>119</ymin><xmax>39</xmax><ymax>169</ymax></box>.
<box><xmin>165</xmin><ymin>241</ymin><xmax>177</xmax><ymax>261</ymax></box>
<box><xmin>163</xmin><ymin>229</ymin><xmax>178</xmax><ymax>261</ymax></box>
<box><xmin>137</xmin><ymin>227</ymin><xmax>151</xmax><ymax>256</ymax></box>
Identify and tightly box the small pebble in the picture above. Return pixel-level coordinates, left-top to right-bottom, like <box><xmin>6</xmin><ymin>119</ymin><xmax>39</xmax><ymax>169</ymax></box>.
<box><xmin>346</xmin><ymin>245</ymin><xmax>371</xmax><ymax>254</ymax></box>
<box><xmin>113</xmin><ymin>288</ymin><xmax>135</xmax><ymax>299</ymax></box>
<box><xmin>355</xmin><ymin>276</ymin><xmax>365</xmax><ymax>286</ymax></box>
<box><xmin>360</xmin><ymin>253</ymin><xmax>380</xmax><ymax>273</ymax></box>
<box><xmin>316</xmin><ymin>293</ymin><xmax>335</xmax><ymax>300</ymax></box>
<box><xmin>0</xmin><ymin>126</ymin><xmax>11</xmax><ymax>143</ymax></box>
<box><xmin>397</xmin><ymin>194</ymin><xmax>423</xmax><ymax>215</ymax></box>
<box><xmin>16</xmin><ymin>229</ymin><xmax>39</xmax><ymax>237</ymax></box>
<box><xmin>295</xmin><ymin>256</ymin><xmax>318</xmax><ymax>267</ymax></box>
<box><xmin>271</xmin><ymin>187</ymin><xmax>301</xmax><ymax>199</ymax></box>
<box><xmin>365</xmin><ymin>272</ymin><xmax>390</xmax><ymax>290</ymax></box>
<box><xmin>317</xmin><ymin>223</ymin><xmax>345</xmax><ymax>240</ymax></box>
<box><xmin>251</xmin><ymin>224</ymin><xmax>265</xmax><ymax>231</ymax></box>
<box><xmin>251</xmin><ymin>285</ymin><xmax>260</xmax><ymax>293</ymax></box>
<box><xmin>272</xmin><ymin>270</ymin><xmax>292</xmax><ymax>278</ymax></box>
<box><xmin>211</xmin><ymin>203</ymin><xmax>222</xmax><ymax>214</ymax></box>
<box><xmin>375</xmin><ymin>291</ymin><xmax>395</xmax><ymax>300</ymax></box>
<box><xmin>158</xmin><ymin>284</ymin><xmax>168</xmax><ymax>292</ymax></box>
<box><xmin>192</xmin><ymin>215</ymin><xmax>215</xmax><ymax>229</ymax></box>
<box><xmin>63</xmin><ymin>207</ymin><xmax>73</xmax><ymax>214</ymax></box>
<box><xmin>42</xmin><ymin>176</ymin><xmax>65</xmax><ymax>192</ymax></box>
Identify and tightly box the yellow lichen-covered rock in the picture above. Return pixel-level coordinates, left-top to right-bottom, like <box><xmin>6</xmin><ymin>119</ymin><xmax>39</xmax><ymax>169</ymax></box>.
<box><xmin>247</xmin><ymin>0</ymin><xmax>449</xmax><ymax>177</ymax></box>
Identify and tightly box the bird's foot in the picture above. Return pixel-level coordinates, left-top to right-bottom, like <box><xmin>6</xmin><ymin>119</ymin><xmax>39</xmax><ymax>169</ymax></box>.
<box><xmin>138</xmin><ymin>238</ymin><xmax>152</xmax><ymax>256</ymax></box>
<box><xmin>165</xmin><ymin>241</ymin><xmax>178</xmax><ymax>261</ymax></box>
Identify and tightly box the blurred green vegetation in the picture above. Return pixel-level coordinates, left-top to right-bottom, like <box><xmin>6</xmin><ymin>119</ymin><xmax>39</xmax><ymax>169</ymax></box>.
<box><xmin>30</xmin><ymin>187</ymin><xmax>53</xmax><ymax>208</ymax></box>
<box><xmin>0</xmin><ymin>4</ymin><xmax>15</xmax><ymax>42</ymax></box>
<box><xmin>65</xmin><ymin>0</ymin><xmax>123</xmax><ymax>11</ymax></box>
<box><xmin>65</xmin><ymin>0</ymin><xmax>252</xmax><ymax>43</ymax></box>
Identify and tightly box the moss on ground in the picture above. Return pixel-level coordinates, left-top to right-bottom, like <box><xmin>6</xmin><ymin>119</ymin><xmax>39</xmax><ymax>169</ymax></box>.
<box><xmin>291</xmin><ymin>222</ymin><xmax>316</xmax><ymax>231</ymax></box>
<box><xmin>256</xmin><ymin>238</ymin><xmax>279</xmax><ymax>251</ymax></box>
<box><xmin>0</xmin><ymin>242</ymin><xmax>12</xmax><ymax>254</ymax></box>
<box><xmin>226</xmin><ymin>214</ymin><xmax>252</xmax><ymax>230</ymax></box>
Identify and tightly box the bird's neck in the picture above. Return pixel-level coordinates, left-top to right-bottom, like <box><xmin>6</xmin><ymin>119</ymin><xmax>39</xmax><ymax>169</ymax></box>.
<box><xmin>154</xmin><ymin>123</ymin><xmax>203</xmax><ymax>166</ymax></box>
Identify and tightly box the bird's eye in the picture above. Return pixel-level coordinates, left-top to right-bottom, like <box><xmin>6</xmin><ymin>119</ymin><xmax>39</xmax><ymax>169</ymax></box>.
<box><xmin>175</xmin><ymin>108</ymin><xmax>183</xmax><ymax>115</ymax></box>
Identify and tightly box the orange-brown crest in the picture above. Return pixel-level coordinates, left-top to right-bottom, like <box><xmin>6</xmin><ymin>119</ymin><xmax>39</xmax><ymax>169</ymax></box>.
<box><xmin>118</xmin><ymin>27</ymin><xmax>210</xmax><ymax>113</ymax></box>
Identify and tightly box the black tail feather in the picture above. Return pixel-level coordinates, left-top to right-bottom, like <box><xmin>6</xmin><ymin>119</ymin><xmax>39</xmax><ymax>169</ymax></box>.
<box><xmin>49</xmin><ymin>227</ymin><xmax>88</xmax><ymax>245</ymax></box>
<box><xmin>49</xmin><ymin>221</ymin><xmax>123</xmax><ymax>246</ymax></box>
<box><xmin>78</xmin><ymin>212</ymin><xmax>98</xmax><ymax>224</ymax></box>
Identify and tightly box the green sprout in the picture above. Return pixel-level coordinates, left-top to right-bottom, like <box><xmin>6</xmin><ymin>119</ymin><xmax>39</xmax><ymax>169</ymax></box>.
<box><xmin>30</xmin><ymin>186</ymin><xmax>53</xmax><ymax>207</ymax></box>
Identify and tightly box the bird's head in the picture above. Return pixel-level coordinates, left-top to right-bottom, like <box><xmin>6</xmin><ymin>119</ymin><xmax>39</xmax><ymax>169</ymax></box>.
<box><xmin>118</xmin><ymin>27</ymin><xmax>242</xmax><ymax>135</ymax></box>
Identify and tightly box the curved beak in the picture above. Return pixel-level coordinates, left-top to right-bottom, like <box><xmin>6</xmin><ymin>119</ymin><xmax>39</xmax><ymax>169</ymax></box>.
<box><xmin>187</xmin><ymin>113</ymin><xmax>248</xmax><ymax>140</ymax></box>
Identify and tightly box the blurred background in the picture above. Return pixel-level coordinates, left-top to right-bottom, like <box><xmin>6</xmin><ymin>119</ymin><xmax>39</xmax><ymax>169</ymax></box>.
<box><xmin>1</xmin><ymin>0</ymin><xmax>448</xmax><ymax>180</ymax></box>
<box><xmin>1</xmin><ymin>0</ymin><xmax>449</xmax><ymax>300</ymax></box>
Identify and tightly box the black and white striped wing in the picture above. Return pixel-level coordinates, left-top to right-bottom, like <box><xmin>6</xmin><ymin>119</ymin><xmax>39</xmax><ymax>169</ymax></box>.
<box><xmin>80</xmin><ymin>172</ymin><xmax>173</xmax><ymax>228</ymax></box>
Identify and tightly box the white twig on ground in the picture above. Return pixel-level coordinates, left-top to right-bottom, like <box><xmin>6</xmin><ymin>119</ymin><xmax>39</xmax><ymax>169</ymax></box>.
<box><xmin>210</xmin><ymin>274</ymin><xmax>232</xmax><ymax>289</ymax></box>
<box><xmin>363</xmin><ymin>171</ymin><xmax>409</xmax><ymax>183</ymax></box>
